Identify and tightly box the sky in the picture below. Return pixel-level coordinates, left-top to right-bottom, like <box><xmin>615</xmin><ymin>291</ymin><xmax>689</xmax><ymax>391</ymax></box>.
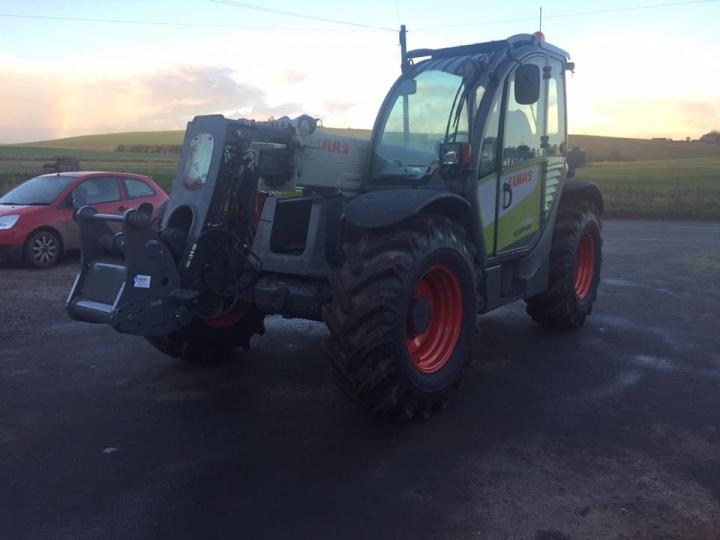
<box><xmin>0</xmin><ymin>0</ymin><xmax>719</xmax><ymax>143</ymax></box>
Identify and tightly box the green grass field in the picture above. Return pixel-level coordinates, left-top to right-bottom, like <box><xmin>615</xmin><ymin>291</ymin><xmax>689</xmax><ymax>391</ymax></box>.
<box><xmin>12</xmin><ymin>131</ymin><xmax>186</xmax><ymax>152</ymax></box>
<box><xmin>2</xmin><ymin>131</ymin><xmax>719</xmax><ymax>219</ymax></box>
<box><xmin>568</xmin><ymin>134</ymin><xmax>720</xmax><ymax>162</ymax></box>
<box><xmin>578</xmin><ymin>157</ymin><xmax>720</xmax><ymax>219</ymax></box>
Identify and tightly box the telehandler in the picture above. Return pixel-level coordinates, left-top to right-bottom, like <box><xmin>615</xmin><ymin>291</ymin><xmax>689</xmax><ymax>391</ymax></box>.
<box><xmin>67</xmin><ymin>29</ymin><xmax>602</xmax><ymax>418</ymax></box>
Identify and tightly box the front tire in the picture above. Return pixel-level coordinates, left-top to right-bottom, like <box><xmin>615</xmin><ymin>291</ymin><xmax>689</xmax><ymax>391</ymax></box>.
<box><xmin>323</xmin><ymin>215</ymin><xmax>477</xmax><ymax>419</ymax></box>
<box><xmin>526</xmin><ymin>201</ymin><xmax>602</xmax><ymax>328</ymax></box>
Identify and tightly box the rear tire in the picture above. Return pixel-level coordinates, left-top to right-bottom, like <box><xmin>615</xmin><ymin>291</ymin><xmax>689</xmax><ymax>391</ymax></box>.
<box><xmin>24</xmin><ymin>229</ymin><xmax>62</xmax><ymax>268</ymax></box>
<box><xmin>526</xmin><ymin>201</ymin><xmax>602</xmax><ymax>329</ymax></box>
<box><xmin>144</xmin><ymin>306</ymin><xmax>266</xmax><ymax>364</ymax></box>
<box><xmin>323</xmin><ymin>215</ymin><xmax>477</xmax><ymax>419</ymax></box>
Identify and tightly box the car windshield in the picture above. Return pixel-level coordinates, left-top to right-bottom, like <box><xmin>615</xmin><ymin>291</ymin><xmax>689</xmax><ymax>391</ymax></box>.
<box><xmin>373</xmin><ymin>69</ymin><xmax>472</xmax><ymax>181</ymax></box>
<box><xmin>0</xmin><ymin>176</ymin><xmax>77</xmax><ymax>205</ymax></box>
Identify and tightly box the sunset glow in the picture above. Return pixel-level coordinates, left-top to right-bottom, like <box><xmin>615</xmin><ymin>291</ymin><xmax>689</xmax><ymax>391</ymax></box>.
<box><xmin>1</xmin><ymin>0</ymin><xmax>718</xmax><ymax>143</ymax></box>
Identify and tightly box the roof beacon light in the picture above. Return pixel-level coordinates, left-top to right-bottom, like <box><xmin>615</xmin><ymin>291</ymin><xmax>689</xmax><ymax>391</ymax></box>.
<box><xmin>533</xmin><ymin>31</ymin><xmax>546</xmax><ymax>42</ymax></box>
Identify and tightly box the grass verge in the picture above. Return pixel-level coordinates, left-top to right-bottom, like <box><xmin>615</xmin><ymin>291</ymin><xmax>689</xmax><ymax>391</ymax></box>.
<box><xmin>1</xmin><ymin>149</ymin><xmax>718</xmax><ymax>220</ymax></box>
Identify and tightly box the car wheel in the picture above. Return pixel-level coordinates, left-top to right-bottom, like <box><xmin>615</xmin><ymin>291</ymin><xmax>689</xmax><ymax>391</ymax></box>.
<box><xmin>24</xmin><ymin>229</ymin><xmax>62</xmax><ymax>268</ymax></box>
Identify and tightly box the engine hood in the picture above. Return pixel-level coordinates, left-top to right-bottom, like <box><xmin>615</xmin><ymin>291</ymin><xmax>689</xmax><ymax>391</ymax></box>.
<box><xmin>0</xmin><ymin>204</ymin><xmax>49</xmax><ymax>217</ymax></box>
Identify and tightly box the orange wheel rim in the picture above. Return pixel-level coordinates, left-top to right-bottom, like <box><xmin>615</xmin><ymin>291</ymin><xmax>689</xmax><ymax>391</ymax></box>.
<box><xmin>574</xmin><ymin>232</ymin><xmax>596</xmax><ymax>300</ymax></box>
<box><xmin>406</xmin><ymin>265</ymin><xmax>463</xmax><ymax>374</ymax></box>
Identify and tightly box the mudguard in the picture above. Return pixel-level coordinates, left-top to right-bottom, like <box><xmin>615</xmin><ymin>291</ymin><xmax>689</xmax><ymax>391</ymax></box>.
<box><xmin>343</xmin><ymin>189</ymin><xmax>470</xmax><ymax>229</ymax></box>
<box><xmin>561</xmin><ymin>180</ymin><xmax>604</xmax><ymax>214</ymax></box>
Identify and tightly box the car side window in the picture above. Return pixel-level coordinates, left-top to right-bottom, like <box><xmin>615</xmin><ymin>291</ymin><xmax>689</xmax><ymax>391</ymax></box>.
<box><xmin>123</xmin><ymin>178</ymin><xmax>156</xmax><ymax>199</ymax></box>
<box><xmin>76</xmin><ymin>177</ymin><xmax>121</xmax><ymax>204</ymax></box>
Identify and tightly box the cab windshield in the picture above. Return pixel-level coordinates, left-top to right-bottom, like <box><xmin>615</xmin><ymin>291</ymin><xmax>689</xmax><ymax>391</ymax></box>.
<box><xmin>373</xmin><ymin>69</ymin><xmax>471</xmax><ymax>181</ymax></box>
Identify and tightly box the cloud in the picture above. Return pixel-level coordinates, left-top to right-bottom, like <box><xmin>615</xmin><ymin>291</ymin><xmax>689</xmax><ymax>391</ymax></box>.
<box><xmin>323</xmin><ymin>100</ymin><xmax>355</xmax><ymax>114</ymax></box>
<box><xmin>277</xmin><ymin>69</ymin><xmax>306</xmax><ymax>84</ymax></box>
<box><xmin>134</xmin><ymin>66</ymin><xmax>303</xmax><ymax>127</ymax></box>
<box><xmin>569</xmin><ymin>94</ymin><xmax>720</xmax><ymax>139</ymax></box>
<box><xmin>0</xmin><ymin>66</ymin><xmax>302</xmax><ymax>142</ymax></box>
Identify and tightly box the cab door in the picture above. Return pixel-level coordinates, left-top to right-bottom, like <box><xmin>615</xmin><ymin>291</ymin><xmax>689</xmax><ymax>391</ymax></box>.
<box><xmin>542</xmin><ymin>58</ymin><xmax>568</xmax><ymax>219</ymax></box>
<box><xmin>495</xmin><ymin>56</ymin><xmax>547</xmax><ymax>255</ymax></box>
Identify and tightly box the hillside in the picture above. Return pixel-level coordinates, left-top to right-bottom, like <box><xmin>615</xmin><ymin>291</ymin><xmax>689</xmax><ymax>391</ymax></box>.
<box><xmin>2</xmin><ymin>129</ymin><xmax>719</xmax><ymax>219</ymax></box>
<box><xmin>12</xmin><ymin>131</ymin><xmax>185</xmax><ymax>152</ymax></box>
<box><xmin>568</xmin><ymin>134</ymin><xmax>720</xmax><ymax>162</ymax></box>
<box><xmin>8</xmin><ymin>127</ymin><xmax>370</xmax><ymax>152</ymax></box>
<box><xmin>7</xmin><ymin>130</ymin><xmax>719</xmax><ymax>163</ymax></box>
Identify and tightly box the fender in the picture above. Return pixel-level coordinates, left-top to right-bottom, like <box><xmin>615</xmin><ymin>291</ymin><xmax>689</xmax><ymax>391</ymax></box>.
<box><xmin>343</xmin><ymin>189</ymin><xmax>471</xmax><ymax>229</ymax></box>
<box><xmin>560</xmin><ymin>180</ymin><xmax>604</xmax><ymax>214</ymax></box>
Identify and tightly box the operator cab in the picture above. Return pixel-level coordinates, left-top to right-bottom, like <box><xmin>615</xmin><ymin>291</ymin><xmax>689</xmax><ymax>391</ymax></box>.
<box><xmin>368</xmin><ymin>33</ymin><xmax>572</xmax><ymax>263</ymax></box>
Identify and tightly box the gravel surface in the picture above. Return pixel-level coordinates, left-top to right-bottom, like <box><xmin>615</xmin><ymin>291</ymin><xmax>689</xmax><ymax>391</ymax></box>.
<box><xmin>1</xmin><ymin>220</ymin><xmax>719</xmax><ymax>539</ymax></box>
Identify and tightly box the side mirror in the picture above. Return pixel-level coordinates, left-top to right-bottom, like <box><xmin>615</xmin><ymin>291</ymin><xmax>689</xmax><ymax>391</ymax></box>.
<box><xmin>566</xmin><ymin>148</ymin><xmax>587</xmax><ymax>178</ymax></box>
<box><xmin>398</xmin><ymin>78</ymin><xmax>417</xmax><ymax>96</ymax></box>
<box><xmin>514</xmin><ymin>64</ymin><xmax>540</xmax><ymax>105</ymax></box>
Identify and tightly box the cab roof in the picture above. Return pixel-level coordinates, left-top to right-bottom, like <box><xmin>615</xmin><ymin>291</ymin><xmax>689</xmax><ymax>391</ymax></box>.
<box><xmin>408</xmin><ymin>33</ymin><xmax>570</xmax><ymax>77</ymax></box>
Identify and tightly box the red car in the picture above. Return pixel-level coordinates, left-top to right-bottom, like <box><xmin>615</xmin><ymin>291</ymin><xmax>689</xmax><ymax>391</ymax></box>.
<box><xmin>0</xmin><ymin>172</ymin><xmax>169</xmax><ymax>267</ymax></box>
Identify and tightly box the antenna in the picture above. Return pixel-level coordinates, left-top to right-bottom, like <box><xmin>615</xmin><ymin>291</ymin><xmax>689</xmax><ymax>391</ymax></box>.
<box><xmin>398</xmin><ymin>24</ymin><xmax>410</xmax><ymax>146</ymax></box>
<box><xmin>539</xmin><ymin>6</ymin><xmax>543</xmax><ymax>33</ymax></box>
<box><xmin>400</xmin><ymin>24</ymin><xmax>410</xmax><ymax>75</ymax></box>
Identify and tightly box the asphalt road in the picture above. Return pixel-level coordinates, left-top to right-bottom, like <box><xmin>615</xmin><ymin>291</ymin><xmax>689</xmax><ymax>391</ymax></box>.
<box><xmin>1</xmin><ymin>219</ymin><xmax>720</xmax><ymax>539</ymax></box>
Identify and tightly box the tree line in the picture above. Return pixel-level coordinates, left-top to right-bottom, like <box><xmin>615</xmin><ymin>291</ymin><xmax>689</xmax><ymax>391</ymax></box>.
<box><xmin>115</xmin><ymin>144</ymin><xmax>182</xmax><ymax>154</ymax></box>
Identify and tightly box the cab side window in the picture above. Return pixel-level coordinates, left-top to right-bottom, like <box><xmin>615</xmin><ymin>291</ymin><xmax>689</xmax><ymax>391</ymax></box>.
<box><xmin>478</xmin><ymin>91</ymin><xmax>502</xmax><ymax>178</ymax></box>
<box><xmin>502</xmin><ymin>60</ymin><xmax>545</xmax><ymax>167</ymax></box>
<box><xmin>545</xmin><ymin>60</ymin><xmax>566</xmax><ymax>157</ymax></box>
<box><xmin>76</xmin><ymin>177</ymin><xmax>121</xmax><ymax>204</ymax></box>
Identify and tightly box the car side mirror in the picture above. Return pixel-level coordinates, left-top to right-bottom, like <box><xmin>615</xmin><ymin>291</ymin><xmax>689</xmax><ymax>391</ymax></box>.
<box><xmin>514</xmin><ymin>64</ymin><xmax>540</xmax><ymax>105</ymax></box>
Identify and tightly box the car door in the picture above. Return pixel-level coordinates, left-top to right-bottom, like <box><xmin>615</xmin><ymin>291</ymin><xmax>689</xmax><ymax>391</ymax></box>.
<box><xmin>495</xmin><ymin>56</ymin><xmax>547</xmax><ymax>255</ymax></box>
<box><xmin>77</xmin><ymin>175</ymin><xmax>124</xmax><ymax>233</ymax></box>
<box><xmin>55</xmin><ymin>176</ymin><xmax>124</xmax><ymax>250</ymax></box>
<box><xmin>77</xmin><ymin>176</ymin><xmax>124</xmax><ymax>213</ymax></box>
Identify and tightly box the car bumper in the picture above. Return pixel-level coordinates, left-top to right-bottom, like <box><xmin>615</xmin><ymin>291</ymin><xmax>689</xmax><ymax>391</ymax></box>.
<box><xmin>0</xmin><ymin>243</ymin><xmax>23</xmax><ymax>263</ymax></box>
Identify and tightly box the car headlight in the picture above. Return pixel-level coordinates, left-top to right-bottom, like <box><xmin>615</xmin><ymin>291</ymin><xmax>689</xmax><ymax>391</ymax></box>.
<box><xmin>0</xmin><ymin>215</ymin><xmax>20</xmax><ymax>230</ymax></box>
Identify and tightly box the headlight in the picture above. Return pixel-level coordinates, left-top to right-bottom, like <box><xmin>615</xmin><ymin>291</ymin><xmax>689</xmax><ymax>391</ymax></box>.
<box><xmin>0</xmin><ymin>215</ymin><xmax>20</xmax><ymax>230</ymax></box>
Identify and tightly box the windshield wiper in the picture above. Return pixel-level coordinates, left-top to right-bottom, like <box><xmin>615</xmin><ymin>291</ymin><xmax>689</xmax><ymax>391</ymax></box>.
<box><xmin>444</xmin><ymin>82</ymin><xmax>465</xmax><ymax>143</ymax></box>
